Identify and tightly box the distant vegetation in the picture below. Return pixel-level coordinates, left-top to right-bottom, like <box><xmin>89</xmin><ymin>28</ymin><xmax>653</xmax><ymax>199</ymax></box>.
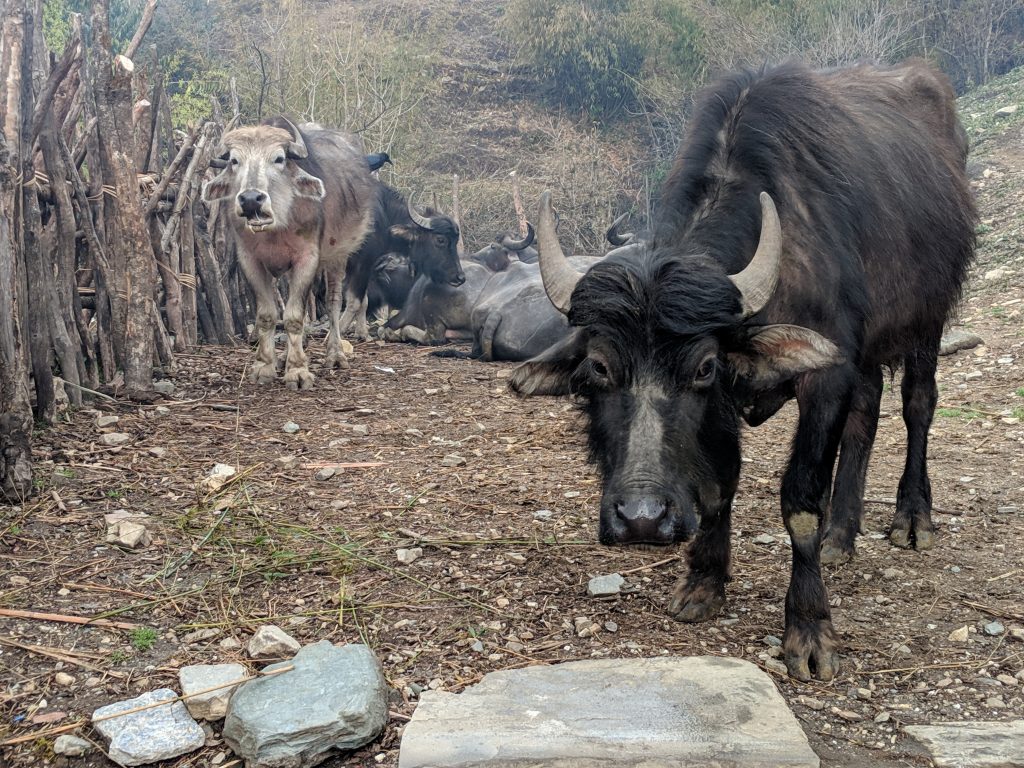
<box><xmin>41</xmin><ymin>0</ymin><xmax>1024</xmax><ymax>252</ymax></box>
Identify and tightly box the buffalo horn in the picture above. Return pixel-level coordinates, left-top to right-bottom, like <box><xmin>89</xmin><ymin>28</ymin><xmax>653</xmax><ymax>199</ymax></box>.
<box><xmin>536</xmin><ymin>191</ymin><xmax>582</xmax><ymax>314</ymax></box>
<box><xmin>499</xmin><ymin>222</ymin><xmax>535</xmax><ymax>251</ymax></box>
<box><xmin>730</xmin><ymin>192</ymin><xmax>782</xmax><ymax>317</ymax></box>
<box><xmin>605</xmin><ymin>212</ymin><xmax>634</xmax><ymax>246</ymax></box>
<box><xmin>281</xmin><ymin>117</ymin><xmax>308</xmax><ymax>159</ymax></box>
<box><xmin>407</xmin><ymin>194</ymin><xmax>435</xmax><ymax>231</ymax></box>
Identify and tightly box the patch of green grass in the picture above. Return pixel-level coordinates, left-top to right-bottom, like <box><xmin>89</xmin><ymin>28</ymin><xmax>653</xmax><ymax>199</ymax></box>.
<box><xmin>129</xmin><ymin>627</ymin><xmax>158</xmax><ymax>651</ymax></box>
<box><xmin>987</xmin><ymin>306</ymin><xmax>1007</xmax><ymax>318</ymax></box>
<box><xmin>1015</xmin><ymin>387</ymin><xmax>1024</xmax><ymax>398</ymax></box>
<box><xmin>54</xmin><ymin>468</ymin><xmax>75</xmax><ymax>478</ymax></box>
<box><xmin>1013</xmin><ymin>406</ymin><xmax>1024</xmax><ymax>421</ymax></box>
<box><xmin>109</xmin><ymin>649</ymin><xmax>129</xmax><ymax>664</ymax></box>
<box><xmin>105</xmin><ymin>488</ymin><xmax>124</xmax><ymax>499</ymax></box>
<box><xmin>936</xmin><ymin>406</ymin><xmax>982</xmax><ymax>421</ymax></box>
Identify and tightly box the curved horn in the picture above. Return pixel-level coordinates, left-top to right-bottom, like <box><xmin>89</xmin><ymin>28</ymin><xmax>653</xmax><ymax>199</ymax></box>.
<box><xmin>499</xmin><ymin>221</ymin><xmax>535</xmax><ymax>251</ymax></box>
<box><xmin>536</xmin><ymin>191</ymin><xmax>582</xmax><ymax>315</ymax></box>
<box><xmin>730</xmin><ymin>192</ymin><xmax>782</xmax><ymax>317</ymax></box>
<box><xmin>280</xmin><ymin>117</ymin><xmax>308</xmax><ymax>159</ymax></box>
<box><xmin>605</xmin><ymin>212</ymin><xmax>634</xmax><ymax>246</ymax></box>
<box><xmin>407</xmin><ymin>193</ymin><xmax>435</xmax><ymax>231</ymax></box>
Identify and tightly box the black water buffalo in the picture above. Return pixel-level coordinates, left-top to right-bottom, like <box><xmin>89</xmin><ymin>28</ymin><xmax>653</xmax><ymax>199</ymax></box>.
<box><xmin>202</xmin><ymin>118</ymin><xmax>375</xmax><ymax>388</ymax></box>
<box><xmin>469</xmin><ymin>225</ymin><xmax>537</xmax><ymax>271</ymax></box>
<box><xmin>511</xmin><ymin>60</ymin><xmax>976</xmax><ymax>682</ymax></box>
<box><xmin>338</xmin><ymin>186</ymin><xmax>464</xmax><ymax>340</ymax></box>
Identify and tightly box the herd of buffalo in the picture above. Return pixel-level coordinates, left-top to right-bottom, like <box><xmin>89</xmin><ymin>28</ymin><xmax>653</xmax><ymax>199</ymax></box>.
<box><xmin>201</xmin><ymin>58</ymin><xmax>978</xmax><ymax>683</ymax></box>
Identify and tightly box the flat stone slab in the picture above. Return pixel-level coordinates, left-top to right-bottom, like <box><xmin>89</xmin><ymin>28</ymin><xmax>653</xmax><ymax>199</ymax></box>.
<box><xmin>398</xmin><ymin>656</ymin><xmax>818</xmax><ymax>767</ymax></box>
<box><xmin>92</xmin><ymin>688</ymin><xmax>205</xmax><ymax>766</ymax></box>
<box><xmin>906</xmin><ymin>721</ymin><xmax>1024</xmax><ymax>767</ymax></box>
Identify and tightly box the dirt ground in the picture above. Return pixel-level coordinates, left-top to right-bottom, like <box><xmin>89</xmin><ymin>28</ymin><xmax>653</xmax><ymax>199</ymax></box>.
<box><xmin>3</xmin><ymin>101</ymin><xmax>1024</xmax><ymax>768</ymax></box>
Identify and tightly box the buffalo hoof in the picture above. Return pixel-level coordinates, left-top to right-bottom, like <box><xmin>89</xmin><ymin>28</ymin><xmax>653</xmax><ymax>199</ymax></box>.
<box><xmin>324</xmin><ymin>351</ymin><xmax>350</xmax><ymax>370</ymax></box>
<box><xmin>783</xmin><ymin>619</ymin><xmax>840</xmax><ymax>682</ymax></box>
<box><xmin>914</xmin><ymin>526</ymin><xmax>935</xmax><ymax>550</ymax></box>
<box><xmin>250</xmin><ymin>360</ymin><xmax>277</xmax><ymax>385</ymax></box>
<box><xmin>819</xmin><ymin>536</ymin><xmax>853</xmax><ymax>565</ymax></box>
<box><xmin>668</xmin><ymin>578</ymin><xmax>725</xmax><ymax>623</ymax></box>
<box><xmin>283</xmin><ymin>366</ymin><xmax>315</xmax><ymax>391</ymax></box>
<box><xmin>889</xmin><ymin>525</ymin><xmax>912</xmax><ymax>549</ymax></box>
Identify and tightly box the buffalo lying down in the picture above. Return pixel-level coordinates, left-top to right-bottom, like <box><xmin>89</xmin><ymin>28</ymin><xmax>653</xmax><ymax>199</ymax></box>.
<box><xmin>512</xmin><ymin>60</ymin><xmax>975</xmax><ymax>681</ymax></box>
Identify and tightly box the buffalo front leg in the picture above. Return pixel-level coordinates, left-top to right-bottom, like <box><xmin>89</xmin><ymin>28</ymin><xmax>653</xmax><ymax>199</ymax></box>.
<box><xmin>323</xmin><ymin>268</ymin><xmax>349</xmax><ymax>370</ymax></box>
<box><xmin>891</xmin><ymin>347</ymin><xmax>939</xmax><ymax>550</ymax></box>
<box><xmin>780</xmin><ymin>368</ymin><xmax>852</xmax><ymax>682</ymax></box>
<box><xmin>337</xmin><ymin>284</ymin><xmax>371</xmax><ymax>342</ymax></box>
<box><xmin>821</xmin><ymin>366</ymin><xmax>883</xmax><ymax>564</ymax></box>
<box><xmin>669</xmin><ymin>500</ymin><xmax>732</xmax><ymax>622</ymax></box>
<box><xmin>281</xmin><ymin>250</ymin><xmax>318</xmax><ymax>391</ymax></box>
<box><xmin>238</xmin><ymin>253</ymin><xmax>279</xmax><ymax>385</ymax></box>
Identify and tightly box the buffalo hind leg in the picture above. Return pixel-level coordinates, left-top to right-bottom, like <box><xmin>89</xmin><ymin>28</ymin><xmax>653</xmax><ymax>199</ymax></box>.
<box><xmin>781</xmin><ymin>368</ymin><xmax>852</xmax><ymax>682</ymax></box>
<box><xmin>669</xmin><ymin>500</ymin><xmax>731</xmax><ymax>623</ymax></box>
<box><xmin>891</xmin><ymin>348</ymin><xmax>939</xmax><ymax>550</ymax></box>
<box><xmin>323</xmin><ymin>268</ymin><xmax>350</xmax><ymax>370</ymax></box>
<box><xmin>821</xmin><ymin>366</ymin><xmax>883</xmax><ymax>564</ymax></box>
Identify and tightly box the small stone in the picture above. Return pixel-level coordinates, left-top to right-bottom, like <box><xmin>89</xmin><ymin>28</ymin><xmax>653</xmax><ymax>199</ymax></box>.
<box><xmin>181</xmin><ymin>628</ymin><xmax>219</xmax><ymax>644</ymax></box>
<box><xmin>533</xmin><ymin>509</ymin><xmax>553</xmax><ymax>521</ymax></box>
<box><xmin>99</xmin><ymin>432</ymin><xmax>130</xmax><ymax>446</ymax></box>
<box><xmin>246</xmin><ymin>625</ymin><xmax>300</xmax><ymax>659</ymax></box>
<box><xmin>996</xmin><ymin>674</ymin><xmax>1017</xmax><ymax>686</ymax></box>
<box><xmin>831</xmin><ymin>707</ymin><xmax>864</xmax><ymax>722</ymax></box>
<box><xmin>948</xmin><ymin>626</ymin><xmax>970</xmax><ymax>643</ymax></box>
<box><xmin>53</xmin><ymin>735</ymin><xmax>93</xmax><ymax>756</ymax></box>
<box><xmin>441</xmin><ymin>453</ymin><xmax>466</xmax><ymax>467</ymax></box>
<box><xmin>563</xmin><ymin>490</ymin><xmax>581</xmax><ymax>498</ymax></box>
<box><xmin>994</xmin><ymin>104</ymin><xmax>1019</xmax><ymax>117</ymax></box>
<box><xmin>396</xmin><ymin>547</ymin><xmax>423</xmax><ymax>565</ymax></box>
<box><xmin>54</xmin><ymin>672</ymin><xmax>75</xmax><ymax>686</ymax></box>
<box><xmin>604</xmin><ymin>621</ymin><xmax>618</xmax><ymax>633</ymax></box>
<box><xmin>470</xmin><ymin>640</ymin><xmax>484</xmax><ymax>653</ymax></box>
<box><xmin>881</xmin><ymin>567</ymin><xmax>901</xmax><ymax>580</ymax></box>
<box><xmin>282</xmin><ymin>421</ymin><xmax>301</xmax><ymax>434</ymax></box>
<box><xmin>965</xmin><ymin>370</ymin><xmax>983</xmax><ymax>380</ymax></box>
<box><xmin>155</xmin><ymin>406</ymin><xmax>170</xmax><ymax>416</ymax></box>
<box><xmin>997</xmin><ymin>505</ymin><xmax>1018</xmax><ymax>514</ymax></box>
<box><xmin>984</xmin><ymin>621</ymin><xmax>1005</xmax><ymax>637</ymax></box>
<box><xmin>179</xmin><ymin>663</ymin><xmax>247</xmax><ymax>720</ymax></box>
<box><xmin>105</xmin><ymin>512</ymin><xmax>152</xmax><ymax>549</ymax></box>
<box><xmin>153</xmin><ymin>380</ymin><xmax>175</xmax><ymax>395</ymax></box>
<box><xmin>148</xmin><ymin>447</ymin><xmax>167</xmax><ymax>458</ymax></box>
<box><xmin>984</xmin><ymin>268</ymin><xmax>1007</xmax><ymax>281</ymax></box>
<box><xmin>574</xmin><ymin>617</ymin><xmax>596</xmax><ymax>637</ymax></box>
<box><xmin>274</xmin><ymin>455</ymin><xmax>299</xmax><ymax>470</ymax></box>
<box><xmin>219</xmin><ymin>637</ymin><xmax>242</xmax><ymax>651</ymax></box>
<box><xmin>894</xmin><ymin>644</ymin><xmax>912</xmax><ymax>657</ymax></box>
<box><xmin>985</xmin><ymin>696</ymin><xmax>1005</xmax><ymax>708</ymax></box>
<box><xmin>873</xmin><ymin>711</ymin><xmax>890</xmax><ymax>723</ymax></box>
<box><xmin>315</xmin><ymin>467</ymin><xmax>337</xmax><ymax>481</ymax></box>
<box><xmin>796</xmin><ymin>695</ymin><xmax>826</xmax><ymax>711</ymax></box>
<box><xmin>763</xmin><ymin>635</ymin><xmax>782</xmax><ymax>647</ymax></box>
<box><xmin>587</xmin><ymin>573</ymin><xmax>625</xmax><ymax>597</ymax></box>
<box><xmin>200</xmin><ymin>463</ymin><xmax>236</xmax><ymax>492</ymax></box>
<box><xmin>96</xmin><ymin>415</ymin><xmax>120</xmax><ymax>428</ymax></box>
<box><xmin>1010</xmin><ymin>628</ymin><xmax>1024</xmax><ymax>642</ymax></box>
<box><xmin>505</xmin><ymin>552</ymin><xmax>526</xmax><ymax>564</ymax></box>
<box><xmin>405</xmin><ymin>428</ymin><xmax>424</xmax><ymax>438</ymax></box>
<box><xmin>92</xmin><ymin>688</ymin><xmax>205</xmax><ymax>766</ymax></box>
<box><xmin>752</xmin><ymin>533</ymin><xmax>776</xmax><ymax>545</ymax></box>
<box><xmin>763</xmin><ymin>658</ymin><xmax>788</xmax><ymax>675</ymax></box>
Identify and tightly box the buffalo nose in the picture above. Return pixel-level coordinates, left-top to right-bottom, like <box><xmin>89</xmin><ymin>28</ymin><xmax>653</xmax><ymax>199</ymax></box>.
<box><xmin>614</xmin><ymin>497</ymin><xmax>669</xmax><ymax>542</ymax></box>
<box><xmin>237</xmin><ymin>190</ymin><xmax>267</xmax><ymax>217</ymax></box>
<box><xmin>450</xmin><ymin>273</ymin><xmax>466</xmax><ymax>287</ymax></box>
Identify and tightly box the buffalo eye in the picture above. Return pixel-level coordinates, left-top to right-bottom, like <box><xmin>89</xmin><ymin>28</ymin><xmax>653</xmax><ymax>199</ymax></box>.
<box><xmin>587</xmin><ymin>357</ymin><xmax>610</xmax><ymax>385</ymax></box>
<box><xmin>273</xmin><ymin>155</ymin><xmax>285</xmax><ymax>165</ymax></box>
<box><xmin>433</xmin><ymin>234</ymin><xmax>448</xmax><ymax>247</ymax></box>
<box><xmin>230</xmin><ymin>157</ymin><xmax>239</xmax><ymax>167</ymax></box>
<box><xmin>693</xmin><ymin>355</ymin><xmax>716</xmax><ymax>388</ymax></box>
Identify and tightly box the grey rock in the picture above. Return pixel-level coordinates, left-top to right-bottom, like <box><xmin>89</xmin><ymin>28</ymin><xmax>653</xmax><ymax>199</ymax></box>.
<box><xmin>396</xmin><ymin>547</ymin><xmax>423</xmax><ymax>565</ymax></box>
<box><xmin>179</xmin><ymin>663</ymin><xmax>247</xmax><ymax>720</ymax></box>
<box><xmin>994</xmin><ymin>104</ymin><xmax>1019</xmax><ymax>117</ymax></box>
<box><xmin>906</xmin><ymin>721</ymin><xmax>1024</xmax><ymax>767</ymax></box>
<box><xmin>940</xmin><ymin>328</ymin><xmax>984</xmax><ymax>356</ymax></box>
<box><xmin>96</xmin><ymin>415</ymin><xmax>120</xmax><ymax>429</ymax></box>
<box><xmin>155</xmin><ymin>406</ymin><xmax>171</xmax><ymax>416</ymax></box>
<box><xmin>997</xmin><ymin>506</ymin><xmax>1018</xmax><ymax>515</ymax></box>
<box><xmin>441</xmin><ymin>453</ymin><xmax>466</xmax><ymax>467</ymax></box>
<box><xmin>181</xmin><ymin>628</ymin><xmax>220</xmax><ymax>644</ymax></box>
<box><xmin>247</xmin><ymin>625</ymin><xmax>301</xmax><ymax>659</ymax></box>
<box><xmin>53</xmin><ymin>735</ymin><xmax>93</xmax><ymax>757</ymax></box>
<box><xmin>224</xmin><ymin>641</ymin><xmax>387</xmax><ymax>768</ymax></box>
<box><xmin>752</xmin><ymin>533</ymin><xmax>777</xmax><ymax>545</ymax></box>
<box><xmin>315</xmin><ymin>467</ymin><xmax>337</xmax><ymax>481</ymax></box>
<box><xmin>148</xmin><ymin>447</ymin><xmax>167</xmax><ymax>458</ymax></box>
<box><xmin>153</xmin><ymin>380</ymin><xmax>175</xmax><ymax>395</ymax></box>
<box><xmin>398</xmin><ymin>656</ymin><xmax>818</xmax><ymax>767</ymax></box>
<box><xmin>92</xmin><ymin>688</ymin><xmax>205</xmax><ymax>766</ymax></box>
<box><xmin>275</xmin><ymin>455</ymin><xmax>300</xmax><ymax>470</ymax></box>
<box><xmin>282</xmin><ymin>421</ymin><xmax>301</xmax><ymax>434</ymax></box>
<box><xmin>351</xmin><ymin>424</ymin><xmax>370</xmax><ymax>436</ymax></box>
<box><xmin>984</xmin><ymin>621</ymin><xmax>1005</xmax><ymax>637</ymax></box>
<box><xmin>587</xmin><ymin>573</ymin><xmax>625</xmax><ymax>597</ymax></box>
<box><xmin>533</xmin><ymin>509</ymin><xmax>553</xmax><ymax>521</ymax></box>
<box><xmin>99</xmin><ymin>432</ymin><xmax>130</xmax><ymax>447</ymax></box>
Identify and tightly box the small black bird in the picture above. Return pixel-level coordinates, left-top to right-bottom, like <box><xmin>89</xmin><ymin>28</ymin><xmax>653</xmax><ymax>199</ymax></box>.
<box><xmin>365</xmin><ymin>152</ymin><xmax>392</xmax><ymax>172</ymax></box>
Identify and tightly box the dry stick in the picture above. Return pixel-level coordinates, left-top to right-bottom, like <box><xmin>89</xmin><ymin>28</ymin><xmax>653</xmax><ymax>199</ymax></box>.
<box><xmin>0</xmin><ymin>636</ymin><xmax>127</xmax><ymax>678</ymax></box>
<box><xmin>509</xmin><ymin>170</ymin><xmax>528</xmax><ymax>237</ymax></box>
<box><xmin>145</xmin><ymin>127</ymin><xmax>195</xmax><ymax>215</ymax></box>
<box><xmin>0</xmin><ymin>665</ymin><xmax>295</xmax><ymax>747</ymax></box>
<box><xmin>618</xmin><ymin>555</ymin><xmax>681</xmax><ymax>576</ymax></box>
<box><xmin>0</xmin><ymin>608</ymin><xmax>139</xmax><ymax>630</ymax></box>
<box><xmin>121</xmin><ymin>0</ymin><xmax>158</xmax><ymax>61</ymax></box>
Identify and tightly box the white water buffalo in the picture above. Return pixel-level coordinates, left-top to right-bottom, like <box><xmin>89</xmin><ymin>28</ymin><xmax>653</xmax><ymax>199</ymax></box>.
<box><xmin>202</xmin><ymin>117</ymin><xmax>374</xmax><ymax>389</ymax></box>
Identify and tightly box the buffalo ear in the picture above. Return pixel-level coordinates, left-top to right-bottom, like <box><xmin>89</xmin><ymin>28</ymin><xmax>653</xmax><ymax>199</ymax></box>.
<box><xmin>201</xmin><ymin>172</ymin><xmax>233</xmax><ymax>203</ymax></box>
<box><xmin>293</xmin><ymin>169</ymin><xmax>325</xmax><ymax>200</ymax></box>
<box><xmin>509</xmin><ymin>330</ymin><xmax>586</xmax><ymax>397</ymax></box>
<box><xmin>727</xmin><ymin>324</ymin><xmax>843</xmax><ymax>389</ymax></box>
<box><xmin>389</xmin><ymin>224</ymin><xmax>416</xmax><ymax>241</ymax></box>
